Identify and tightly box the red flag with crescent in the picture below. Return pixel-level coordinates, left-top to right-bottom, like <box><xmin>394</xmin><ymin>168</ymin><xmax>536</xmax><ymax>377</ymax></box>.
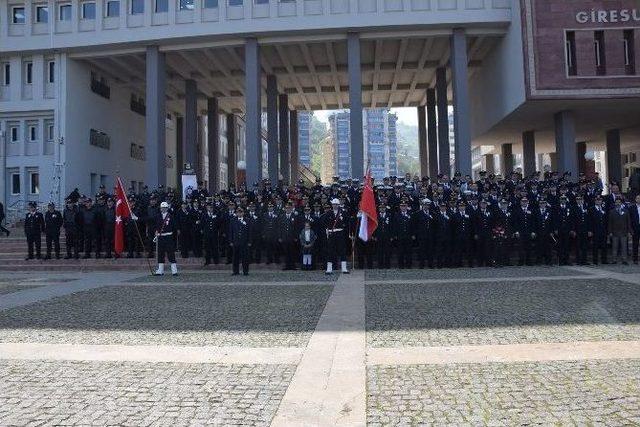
<box><xmin>114</xmin><ymin>177</ymin><xmax>131</xmax><ymax>255</ymax></box>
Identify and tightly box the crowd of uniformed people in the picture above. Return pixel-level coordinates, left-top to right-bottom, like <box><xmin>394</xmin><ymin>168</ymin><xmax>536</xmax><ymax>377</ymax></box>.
<box><xmin>21</xmin><ymin>170</ymin><xmax>640</xmax><ymax>273</ymax></box>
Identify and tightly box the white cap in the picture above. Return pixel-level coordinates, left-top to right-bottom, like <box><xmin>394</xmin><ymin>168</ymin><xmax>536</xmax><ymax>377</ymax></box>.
<box><xmin>421</xmin><ymin>198</ymin><xmax>432</xmax><ymax>204</ymax></box>
<box><xmin>330</xmin><ymin>198</ymin><xmax>340</xmax><ymax>205</ymax></box>
<box><xmin>160</xmin><ymin>201</ymin><xmax>170</xmax><ymax>208</ymax></box>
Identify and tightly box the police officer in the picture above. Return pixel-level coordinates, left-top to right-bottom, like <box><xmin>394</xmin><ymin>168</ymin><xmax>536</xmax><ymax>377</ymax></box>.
<box><xmin>247</xmin><ymin>203</ymin><xmax>263</xmax><ymax>263</ymax></box>
<box><xmin>573</xmin><ymin>194</ymin><xmax>591</xmax><ymax>265</ymax></box>
<box><xmin>535</xmin><ymin>199</ymin><xmax>555</xmax><ymax>265</ymax></box>
<box><xmin>79</xmin><ymin>198</ymin><xmax>99</xmax><ymax>259</ymax></box>
<box><xmin>555</xmin><ymin>195</ymin><xmax>574</xmax><ymax>265</ymax></box>
<box><xmin>24</xmin><ymin>202</ymin><xmax>45</xmax><ymax>260</ymax></box>
<box><xmin>452</xmin><ymin>200</ymin><xmax>474</xmax><ymax>267</ymax></box>
<box><xmin>176</xmin><ymin>201</ymin><xmax>193</xmax><ymax>258</ymax></box>
<box><xmin>414</xmin><ymin>199</ymin><xmax>434</xmax><ymax>269</ymax></box>
<box><xmin>103</xmin><ymin>198</ymin><xmax>116</xmax><ymax>258</ymax></box>
<box><xmin>262</xmin><ymin>202</ymin><xmax>280</xmax><ymax>264</ymax></box>
<box><xmin>154</xmin><ymin>201</ymin><xmax>178</xmax><ymax>276</ymax></box>
<box><xmin>590</xmin><ymin>195</ymin><xmax>609</xmax><ymax>265</ymax></box>
<box><xmin>126</xmin><ymin>198</ymin><xmax>143</xmax><ymax>258</ymax></box>
<box><xmin>279</xmin><ymin>202</ymin><xmax>299</xmax><ymax>270</ymax></box>
<box><xmin>474</xmin><ymin>199</ymin><xmax>494</xmax><ymax>267</ymax></box>
<box><xmin>201</xmin><ymin>202</ymin><xmax>220</xmax><ymax>265</ymax></box>
<box><xmin>373</xmin><ymin>204</ymin><xmax>392</xmax><ymax>269</ymax></box>
<box><xmin>393</xmin><ymin>201</ymin><xmax>414</xmax><ymax>268</ymax></box>
<box><xmin>63</xmin><ymin>199</ymin><xmax>81</xmax><ymax>259</ymax></box>
<box><xmin>514</xmin><ymin>197</ymin><xmax>536</xmax><ymax>266</ymax></box>
<box><xmin>145</xmin><ymin>197</ymin><xmax>160</xmax><ymax>259</ymax></box>
<box><xmin>433</xmin><ymin>201</ymin><xmax>452</xmax><ymax>268</ymax></box>
<box><xmin>324</xmin><ymin>198</ymin><xmax>349</xmax><ymax>274</ymax></box>
<box><xmin>230</xmin><ymin>206</ymin><xmax>252</xmax><ymax>275</ymax></box>
<box><xmin>44</xmin><ymin>202</ymin><xmax>63</xmax><ymax>260</ymax></box>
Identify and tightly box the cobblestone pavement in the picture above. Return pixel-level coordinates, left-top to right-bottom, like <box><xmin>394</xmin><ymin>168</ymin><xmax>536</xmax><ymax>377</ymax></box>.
<box><xmin>130</xmin><ymin>271</ymin><xmax>340</xmax><ymax>283</ymax></box>
<box><xmin>365</xmin><ymin>266</ymin><xmax>584</xmax><ymax>281</ymax></box>
<box><xmin>0</xmin><ymin>285</ymin><xmax>332</xmax><ymax>347</ymax></box>
<box><xmin>0</xmin><ymin>359</ymin><xmax>295</xmax><ymax>426</ymax></box>
<box><xmin>586</xmin><ymin>263</ymin><xmax>640</xmax><ymax>274</ymax></box>
<box><xmin>367</xmin><ymin>359</ymin><xmax>640</xmax><ymax>426</ymax></box>
<box><xmin>0</xmin><ymin>284</ymin><xmax>43</xmax><ymax>295</ymax></box>
<box><xmin>367</xmin><ymin>279</ymin><xmax>640</xmax><ymax>346</ymax></box>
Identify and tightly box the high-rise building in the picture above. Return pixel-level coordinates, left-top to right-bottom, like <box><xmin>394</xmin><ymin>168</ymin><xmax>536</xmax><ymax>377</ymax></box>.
<box><xmin>298</xmin><ymin>111</ymin><xmax>312</xmax><ymax>168</ymax></box>
<box><xmin>328</xmin><ymin>112</ymin><xmax>352</xmax><ymax>179</ymax></box>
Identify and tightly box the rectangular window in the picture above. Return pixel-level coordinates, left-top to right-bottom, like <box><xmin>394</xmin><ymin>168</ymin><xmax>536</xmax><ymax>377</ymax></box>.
<box><xmin>203</xmin><ymin>0</ymin><xmax>217</xmax><ymax>8</ymax></box>
<box><xmin>594</xmin><ymin>30</ymin><xmax>606</xmax><ymax>75</ymax></box>
<box><xmin>25</xmin><ymin>62</ymin><xmax>33</xmax><ymax>84</ymax></box>
<box><xmin>228</xmin><ymin>0</ymin><xmax>242</xmax><ymax>6</ymax></box>
<box><xmin>11</xmin><ymin>174</ymin><xmax>20</xmax><ymax>195</ymax></box>
<box><xmin>36</xmin><ymin>5</ymin><xmax>48</xmax><ymax>22</ymax></box>
<box><xmin>48</xmin><ymin>61</ymin><xmax>55</xmax><ymax>83</ymax></box>
<box><xmin>624</xmin><ymin>30</ymin><xmax>635</xmax><ymax>75</ymax></box>
<box><xmin>82</xmin><ymin>1</ymin><xmax>96</xmax><ymax>19</ymax></box>
<box><xmin>2</xmin><ymin>63</ymin><xmax>9</xmax><ymax>86</ymax></box>
<box><xmin>29</xmin><ymin>125</ymin><xmax>37</xmax><ymax>141</ymax></box>
<box><xmin>255</xmin><ymin>0</ymin><xmax>268</xmax><ymax>4</ymax></box>
<box><xmin>12</xmin><ymin>6</ymin><xmax>25</xmax><ymax>23</ymax></box>
<box><xmin>131</xmin><ymin>0</ymin><xmax>144</xmax><ymax>14</ymax></box>
<box><xmin>155</xmin><ymin>0</ymin><xmax>168</xmax><ymax>12</ymax></box>
<box><xmin>179</xmin><ymin>0</ymin><xmax>194</xmax><ymax>10</ymax></box>
<box><xmin>47</xmin><ymin>124</ymin><xmax>54</xmax><ymax>141</ymax></box>
<box><xmin>106</xmin><ymin>0</ymin><xmax>120</xmax><ymax>16</ymax></box>
<box><xmin>59</xmin><ymin>3</ymin><xmax>72</xmax><ymax>20</ymax></box>
<box><xmin>29</xmin><ymin>173</ymin><xmax>40</xmax><ymax>195</ymax></box>
<box><xmin>565</xmin><ymin>31</ymin><xmax>577</xmax><ymax>76</ymax></box>
<box><xmin>10</xmin><ymin>126</ymin><xmax>19</xmax><ymax>142</ymax></box>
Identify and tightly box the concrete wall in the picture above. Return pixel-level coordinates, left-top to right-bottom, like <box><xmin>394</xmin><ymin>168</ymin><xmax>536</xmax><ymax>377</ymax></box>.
<box><xmin>469</xmin><ymin>0</ymin><xmax>526</xmax><ymax>141</ymax></box>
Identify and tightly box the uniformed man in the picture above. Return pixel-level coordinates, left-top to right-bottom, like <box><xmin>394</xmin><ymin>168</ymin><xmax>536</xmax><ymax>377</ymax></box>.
<box><xmin>414</xmin><ymin>199</ymin><xmax>434</xmax><ymax>269</ymax></box>
<box><xmin>372</xmin><ymin>204</ymin><xmax>392</xmax><ymax>269</ymax></box>
<box><xmin>44</xmin><ymin>202</ymin><xmax>63</xmax><ymax>260</ymax></box>
<box><xmin>590</xmin><ymin>195</ymin><xmax>609</xmax><ymax>265</ymax></box>
<box><xmin>230</xmin><ymin>206</ymin><xmax>252</xmax><ymax>275</ymax></box>
<box><xmin>79</xmin><ymin>198</ymin><xmax>99</xmax><ymax>259</ymax></box>
<box><xmin>176</xmin><ymin>201</ymin><xmax>193</xmax><ymax>258</ymax></box>
<box><xmin>125</xmin><ymin>198</ymin><xmax>143</xmax><ymax>258</ymax></box>
<box><xmin>145</xmin><ymin>197</ymin><xmax>160</xmax><ymax>259</ymax></box>
<box><xmin>262</xmin><ymin>202</ymin><xmax>280</xmax><ymax>264</ymax></box>
<box><xmin>513</xmin><ymin>197</ymin><xmax>536</xmax><ymax>266</ymax></box>
<box><xmin>493</xmin><ymin>199</ymin><xmax>513</xmax><ymax>267</ymax></box>
<box><xmin>103</xmin><ymin>198</ymin><xmax>116</xmax><ymax>258</ymax></box>
<box><xmin>190</xmin><ymin>199</ymin><xmax>203</xmax><ymax>258</ymax></box>
<box><xmin>474</xmin><ymin>199</ymin><xmax>494</xmax><ymax>267</ymax></box>
<box><xmin>534</xmin><ymin>199</ymin><xmax>555</xmax><ymax>265</ymax></box>
<box><xmin>452</xmin><ymin>200</ymin><xmax>474</xmax><ymax>267</ymax></box>
<box><xmin>324</xmin><ymin>198</ymin><xmax>349</xmax><ymax>274</ymax></box>
<box><xmin>555</xmin><ymin>195</ymin><xmax>575</xmax><ymax>265</ymax></box>
<box><xmin>63</xmin><ymin>199</ymin><xmax>81</xmax><ymax>259</ymax></box>
<box><xmin>24</xmin><ymin>202</ymin><xmax>45</xmax><ymax>260</ymax></box>
<box><xmin>279</xmin><ymin>202</ymin><xmax>299</xmax><ymax>270</ymax></box>
<box><xmin>393</xmin><ymin>201</ymin><xmax>414</xmax><ymax>268</ymax></box>
<box><xmin>433</xmin><ymin>201</ymin><xmax>452</xmax><ymax>268</ymax></box>
<box><xmin>154</xmin><ymin>201</ymin><xmax>178</xmax><ymax>276</ymax></box>
<box><xmin>247</xmin><ymin>203</ymin><xmax>263</xmax><ymax>263</ymax></box>
<box><xmin>201</xmin><ymin>202</ymin><xmax>220</xmax><ymax>265</ymax></box>
<box><xmin>573</xmin><ymin>194</ymin><xmax>591</xmax><ymax>265</ymax></box>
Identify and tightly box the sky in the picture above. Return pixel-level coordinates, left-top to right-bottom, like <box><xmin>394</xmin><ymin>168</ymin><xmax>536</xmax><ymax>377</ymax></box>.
<box><xmin>314</xmin><ymin>107</ymin><xmax>418</xmax><ymax>127</ymax></box>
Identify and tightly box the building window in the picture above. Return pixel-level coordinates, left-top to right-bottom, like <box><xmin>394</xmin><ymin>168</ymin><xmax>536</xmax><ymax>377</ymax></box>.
<box><xmin>155</xmin><ymin>0</ymin><xmax>168</xmax><ymax>12</ymax></box>
<box><xmin>35</xmin><ymin>5</ymin><xmax>48</xmax><ymax>22</ymax></box>
<box><xmin>203</xmin><ymin>0</ymin><xmax>217</xmax><ymax>8</ymax></box>
<box><xmin>131</xmin><ymin>0</ymin><xmax>144</xmax><ymax>14</ymax></box>
<box><xmin>10</xmin><ymin>126</ymin><xmax>19</xmax><ymax>142</ymax></box>
<box><xmin>59</xmin><ymin>3</ymin><xmax>72</xmax><ymax>21</ymax></box>
<box><xmin>624</xmin><ymin>30</ymin><xmax>635</xmax><ymax>75</ymax></box>
<box><xmin>47</xmin><ymin>123</ymin><xmax>54</xmax><ymax>141</ymax></box>
<box><xmin>82</xmin><ymin>1</ymin><xmax>96</xmax><ymax>19</ymax></box>
<box><xmin>24</xmin><ymin>62</ymin><xmax>33</xmax><ymax>84</ymax></box>
<box><xmin>228</xmin><ymin>0</ymin><xmax>242</xmax><ymax>6</ymax></box>
<box><xmin>48</xmin><ymin>61</ymin><xmax>55</xmax><ymax>83</ymax></box>
<box><xmin>594</xmin><ymin>30</ymin><xmax>606</xmax><ymax>76</ymax></box>
<box><xmin>28</xmin><ymin>125</ymin><xmax>37</xmax><ymax>142</ymax></box>
<box><xmin>90</xmin><ymin>72</ymin><xmax>111</xmax><ymax>99</ymax></box>
<box><xmin>12</xmin><ymin>6</ymin><xmax>26</xmax><ymax>23</ymax></box>
<box><xmin>11</xmin><ymin>174</ymin><xmax>21</xmax><ymax>195</ymax></box>
<box><xmin>106</xmin><ymin>0</ymin><xmax>119</xmax><ymax>16</ymax></box>
<box><xmin>130</xmin><ymin>93</ymin><xmax>146</xmax><ymax>116</ymax></box>
<box><xmin>179</xmin><ymin>0</ymin><xmax>194</xmax><ymax>10</ymax></box>
<box><xmin>254</xmin><ymin>0</ymin><xmax>268</xmax><ymax>4</ymax></box>
<box><xmin>29</xmin><ymin>172</ymin><xmax>40</xmax><ymax>195</ymax></box>
<box><xmin>565</xmin><ymin>31</ymin><xmax>577</xmax><ymax>76</ymax></box>
<box><xmin>2</xmin><ymin>63</ymin><xmax>9</xmax><ymax>86</ymax></box>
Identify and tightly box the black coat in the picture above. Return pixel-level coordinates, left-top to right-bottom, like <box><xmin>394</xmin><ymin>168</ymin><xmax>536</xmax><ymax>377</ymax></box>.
<box><xmin>230</xmin><ymin>216</ymin><xmax>252</xmax><ymax>246</ymax></box>
<box><xmin>45</xmin><ymin>210</ymin><xmax>63</xmax><ymax>235</ymax></box>
<box><xmin>24</xmin><ymin>211</ymin><xmax>45</xmax><ymax>235</ymax></box>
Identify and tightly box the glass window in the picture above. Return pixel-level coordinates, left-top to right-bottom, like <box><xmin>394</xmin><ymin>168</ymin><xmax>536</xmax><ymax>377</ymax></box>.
<box><xmin>30</xmin><ymin>173</ymin><xmax>40</xmax><ymax>195</ymax></box>
<box><xmin>203</xmin><ymin>0</ymin><xmax>217</xmax><ymax>8</ymax></box>
<box><xmin>254</xmin><ymin>0</ymin><xmax>268</xmax><ymax>4</ymax></box>
<box><xmin>48</xmin><ymin>61</ymin><xmax>55</xmax><ymax>83</ymax></box>
<box><xmin>29</xmin><ymin>125</ymin><xmax>37</xmax><ymax>141</ymax></box>
<box><xmin>155</xmin><ymin>0</ymin><xmax>168</xmax><ymax>12</ymax></box>
<box><xmin>106</xmin><ymin>0</ymin><xmax>120</xmax><ymax>16</ymax></box>
<box><xmin>131</xmin><ymin>0</ymin><xmax>144</xmax><ymax>14</ymax></box>
<box><xmin>36</xmin><ymin>5</ymin><xmax>48</xmax><ymax>22</ymax></box>
<box><xmin>47</xmin><ymin>124</ymin><xmax>54</xmax><ymax>141</ymax></box>
<box><xmin>10</xmin><ymin>126</ymin><xmax>19</xmax><ymax>142</ymax></box>
<box><xmin>2</xmin><ymin>63</ymin><xmax>9</xmax><ymax>86</ymax></box>
<box><xmin>82</xmin><ymin>1</ymin><xmax>96</xmax><ymax>19</ymax></box>
<box><xmin>228</xmin><ymin>0</ymin><xmax>242</xmax><ymax>6</ymax></box>
<box><xmin>59</xmin><ymin>4</ymin><xmax>72</xmax><ymax>20</ymax></box>
<box><xmin>25</xmin><ymin>62</ymin><xmax>33</xmax><ymax>84</ymax></box>
<box><xmin>11</xmin><ymin>174</ymin><xmax>20</xmax><ymax>195</ymax></box>
<box><xmin>179</xmin><ymin>0</ymin><xmax>194</xmax><ymax>10</ymax></box>
<box><xmin>12</xmin><ymin>6</ymin><xmax>25</xmax><ymax>23</ymax></box>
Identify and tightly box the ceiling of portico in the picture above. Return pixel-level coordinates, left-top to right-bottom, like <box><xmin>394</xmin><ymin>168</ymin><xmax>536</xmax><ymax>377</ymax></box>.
<box><xmin>78</xmin><ymin>34</ymin><xmax>501</xmax><ymax>116</ymax></box>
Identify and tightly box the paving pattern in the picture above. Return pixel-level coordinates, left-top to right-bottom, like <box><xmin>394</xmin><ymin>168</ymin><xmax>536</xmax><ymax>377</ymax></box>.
<box><xmin>367</xmin><ymin>279</ymin><xmax>640</xmax><ymax>346</ymax></box>
<box><xmin>0</xmin><ymin>284</ymin><xmax>44</xmax><ymax>295</ymax></box>
<box><xmin>367</xmin><ymin>359</ymin><xmax>640</xmax><ymax>426</ymax></box>
<box><xmin>0</xmin><ymin>359</ymin><xmax>295</xmax><ymax>426</ymax></box>
<box><xmin>0</xmin><ymin>284</ymin><xmax>332</xmax><ymax>347</ymax></box>
<box><xmin>585</xmin><ymin>263</ymin><xmax>640</xmax><ymax>274</ymax></box>
<box><xmin>365</xmin><ymin>266</ymin><xmax>584</xmax><ymax>281</ymax></box>
<box><xmin>130</xmin><ymin>271</ymin><xmax>340</xmax><ymax>283</ymax></box>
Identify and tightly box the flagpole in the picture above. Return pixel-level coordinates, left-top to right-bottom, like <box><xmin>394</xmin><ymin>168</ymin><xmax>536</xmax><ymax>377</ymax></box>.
<box><xmin>117</xmin><ymin>177</ymin><xmax>154</xmax><ymax>275</ymax></box>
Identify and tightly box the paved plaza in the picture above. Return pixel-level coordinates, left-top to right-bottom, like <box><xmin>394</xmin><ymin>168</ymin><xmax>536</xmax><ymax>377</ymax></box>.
<box><xmin>1</xmin><ymin>266</ymin><xmax>639</xmax><ymax>425</ymax></box>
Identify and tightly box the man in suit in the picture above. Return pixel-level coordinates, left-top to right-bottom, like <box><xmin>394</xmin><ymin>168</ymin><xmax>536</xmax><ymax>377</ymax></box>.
<box><xmin>24</xmin><ymin>202</ymin><xmax>45</xmax><ymax>260</ymax></box>
<box><xmin>230</xmin><ymin>206</ymin><xmax>252</xmax><ymax>275</ymax></box>
<box><xmin>630</xmin><ymin>194</ymin><xmax>640</xmax><ymax>264</ymax></box>
<box><xmin>44</xmin><ymin>202</ymin><xmax>63</xmax><ymax>260</ymax></box>
<box><xmin>154</xmin><ymin>201</ymin><xmax>178</xmax><ymax>275</ymax></box>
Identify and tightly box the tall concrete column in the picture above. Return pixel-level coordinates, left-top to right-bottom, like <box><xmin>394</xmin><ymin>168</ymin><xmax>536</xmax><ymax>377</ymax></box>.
<box><xmin>577</xmin><ymin>141</ymin><xmax>587</xmax><ymax>175</ymax></box>
<box><xmin>606</xmin><ymin>129</ymin><xmax>622</xmax><ymax>185</ymax></box>
<box><xmin>348</xmin><ymin>32</ymin><xmax>364</xmax><ymax>180</ymax></box>
<box><xmin>290</xmin><ymin>110</ymin><xmax>299</xmax><ymax>183</ymax></box>
<box><xmin>426</xmin><ymin>88</ymin><xmax>438</xmax><ymax>179</ymax></box>
<box><xmin>417</xmin><ymin>106</ymin><xmax>428</xmax><ymax>178</ymax></box>
<box><xmin>554</xmin><ymin>110</ymin><xmax>577</xmax><ymax>179</ymax></box>
<box><xmin>266</xmin><ymin>75</ymin><xmax>279</xmax><ymax>184</ymax></box>
<box><xmin>184</xmin><ymin>79</ymin><xmax>198</xmax><ymax>169</ymax></box>
<box><xmin>450</xmin><ymin>28</ymin><xmax>472</xmax><ymax>176</ymax></box>
<box><xmin>145</xmin><ymin>46</ymin><xmax>166</xmax><ymax>188</ymax></box>
<box><xmin>522</xmin><ymin>130</ymin><xmax>536</xmax><ymax>178</ymax></box>
<box><xmin>436</xmin><ymin>67</ymin><xmax>449</xmax><ymax>176</ymax></box>
<box><xmin>244</xmin><ymin>37</ymin><xmax>262</xmax><ymax>188</ymax></box>
<box><xmin>549</xmin><ymin>153</ymin><xmax>558</xmax><ymax>172</ymax></box>
<box><xmin>226</xmin><ymin>114</ymin><xmax>237</xmax><ymax>188</ymax></box>
<box><xmin>484</xmin><ymin>154</ymin><xmax>495</xmax><ymax>174</ymax></box>
<box><xmin>175</xmin><ymin>116</ymin><xmax>184</xmax><ymax>185</ymax></box>
<box><xmin>501</xmin><ymin>143</ymin><xmax>514</xmax><ymax>175</ymax></box>
<box><xmin>207</xmin><ymin>97</ymin><xmax>219</xmax><ymax>192</ymax></box>
<box><xmin>278</xmin><ymin>94</ymin><xmax>290</xmax><ymax>184</ymax></box>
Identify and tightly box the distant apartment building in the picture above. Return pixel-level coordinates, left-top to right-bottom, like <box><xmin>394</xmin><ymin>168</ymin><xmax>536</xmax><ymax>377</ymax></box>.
<box><xmin>298</xmin><ymin>111</ymin><xmax>312</xmax><ymax>168</ymax></box>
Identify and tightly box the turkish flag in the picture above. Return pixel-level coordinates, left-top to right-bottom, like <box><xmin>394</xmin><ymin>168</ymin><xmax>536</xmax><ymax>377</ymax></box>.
<box><xmin>358</xmin><ymin>169</ymin><xmax>378</xmax><ymax>242</ymax></box>
<box><xmin>114</xmin><ymin>177</ymin><xmax>131</xmax><ymax>255</ymax></box>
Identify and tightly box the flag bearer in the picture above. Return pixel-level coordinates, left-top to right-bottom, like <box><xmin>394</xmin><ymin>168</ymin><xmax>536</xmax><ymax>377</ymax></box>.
<box><xmin>154</xmin><ymin>201</ymin><xmax>178</xmax><ymax>276</ymax></box>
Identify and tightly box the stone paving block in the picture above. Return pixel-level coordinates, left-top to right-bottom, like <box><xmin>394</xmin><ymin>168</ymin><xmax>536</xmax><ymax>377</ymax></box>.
<box><xmin>0</xmin><ymin>285</ymin><xmax>332</xmax><ymax>347</ymax></box>
<box><xmin>0</xmin><ymin>360</ymin><xmax>295</xmax><ymax>426</ymax></box>
<box><xmin>367</xmin><ymin>359</ymin><xmax>640</xmax><ymax>426</ymax></box>
<box><xmin>365</xmin><ymin>266</ymin><xmax>585</xmax><ymax>281</ymax></box>
<box><xmin>367</xmin><ymin>279</ymin><xmax>640</xmax><ymax>346</ymax></box>
<box><xmin>129</xmin><ymin>271</ymin><xmax>339</xmax><ymax>283</ymax></box>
